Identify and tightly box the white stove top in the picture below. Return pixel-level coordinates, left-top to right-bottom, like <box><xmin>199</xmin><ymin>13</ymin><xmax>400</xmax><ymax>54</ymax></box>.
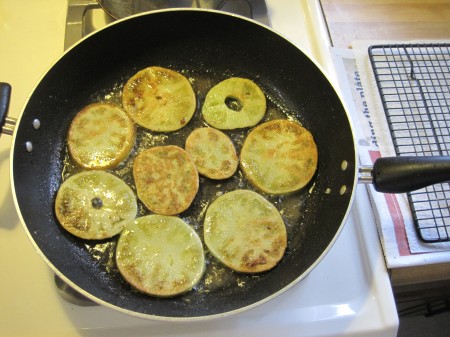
<box><xmin>0</xmin><ymin>1</ymin><xmax>398</xmax><ymax>336</ymax></box>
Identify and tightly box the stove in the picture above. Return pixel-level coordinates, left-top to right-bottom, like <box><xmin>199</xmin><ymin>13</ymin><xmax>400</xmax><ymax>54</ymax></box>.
<box><xmin>0</xmin><ymin>1</ymin><xmax>398</xmax><ymax>336</ymax></box>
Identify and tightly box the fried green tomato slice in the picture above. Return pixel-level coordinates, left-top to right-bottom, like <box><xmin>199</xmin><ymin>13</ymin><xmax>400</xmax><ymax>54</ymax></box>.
<box><xmin>202</xmin><ymin>77</ymin><xmax>266</xmax><ymax>130</ymax></box>
<box><xmin>240</xmin><ymin>119</ymin><xmax>318</xmax><ymax>195</ymax></box>
<box><xmin>133</xmin><ymin>145</ymin><xmax>199</xmax><ymax>215</ymax></box>
<box><xmin>67</xmin><ymin>103</ymin><xmax>136</xmax><ymax>170</ymax></box>
<box><xmin>204</xmin><ymin>190</ymin><xmax>287</xmax><ymax>273</ymax></box>
<box><xmin>122</xmin><ymin>66</ymin><xmax>196</xmax><ymax>132</ymax></box>
<box><xmin>185</xmin><ymin>127</ymin><xmax>238</xmax><ymax>179</ymax></box>
<box><xmin>116</xmin><ymin>215</ymin><xmax>205</xmax><ymax>297</ymax></box>
<box><xmin>55</xmin><ymin>171</ymin><xmax>137</xmax><ymax>240</ymax></box>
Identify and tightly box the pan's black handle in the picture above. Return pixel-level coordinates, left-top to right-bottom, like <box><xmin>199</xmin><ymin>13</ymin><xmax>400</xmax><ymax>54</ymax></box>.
<box><xmin>0</xmin><ymin>82</ymin><xmax>12</xmax><ymax>131</ymax></box>
<box><xmin>0</xmin><ymin>82</ymin><xmax>15</xmax><ymax>136</ymax></box>
<box><xmin>372</xmin><ymin>156</ymin><xmax>450</xmax><ymax>193</ymax></box>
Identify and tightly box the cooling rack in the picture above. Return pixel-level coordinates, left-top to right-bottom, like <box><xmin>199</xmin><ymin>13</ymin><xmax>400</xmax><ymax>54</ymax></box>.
<box><xmin>368</xmin><ymin>43</ymin><xmax>450</xmax><ymax>242</ymax></box>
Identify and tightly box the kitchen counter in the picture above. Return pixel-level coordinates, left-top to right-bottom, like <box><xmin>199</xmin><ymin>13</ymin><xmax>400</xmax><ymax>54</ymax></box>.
<box><xmin>320</xmin><ymin>0</ymin><xmax>450</xmax><ymax>48</ymax></box>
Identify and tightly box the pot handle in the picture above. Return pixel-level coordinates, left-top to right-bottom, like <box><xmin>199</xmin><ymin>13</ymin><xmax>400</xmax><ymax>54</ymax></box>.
<box><xmin>0</xmin><ymin>82</ymin><xmax>15</xmax><ymax>136</ymax></box>
<box><xmin>368</xmin><ymin>156</ymin><xmax>450</xmax><ymax>193</ymax></box>
<box><xmin>65</xmin><ymin>1</ymin><xmax>101</xmax><ymax>50</ymax></box>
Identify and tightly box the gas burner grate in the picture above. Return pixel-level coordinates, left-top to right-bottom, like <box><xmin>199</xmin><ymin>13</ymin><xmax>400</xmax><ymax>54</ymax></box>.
<box><xmin>368</xmin><ymin>43</ymin><xmax>450</xmax><ymax>243</ymax></box>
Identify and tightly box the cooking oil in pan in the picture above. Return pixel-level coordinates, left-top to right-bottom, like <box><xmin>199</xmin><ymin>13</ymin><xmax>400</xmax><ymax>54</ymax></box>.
<box><xmin>60</xmin><ymin>70</ymin><xmax>314</xmax><ymax>297</ymax></box>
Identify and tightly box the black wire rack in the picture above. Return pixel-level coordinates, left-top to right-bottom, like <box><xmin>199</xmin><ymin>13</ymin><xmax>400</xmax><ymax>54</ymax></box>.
<box><xmin>368</xmin><ymin>43</ymin><xmax>450</xmax><ymax>243</ymax></box>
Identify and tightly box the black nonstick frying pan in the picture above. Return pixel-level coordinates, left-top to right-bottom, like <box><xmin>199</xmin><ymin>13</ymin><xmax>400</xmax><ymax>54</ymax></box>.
<box><xmin>2</xmin><ymin>9</ymin><xmax>450</xmax><ymax>320</ymax></box>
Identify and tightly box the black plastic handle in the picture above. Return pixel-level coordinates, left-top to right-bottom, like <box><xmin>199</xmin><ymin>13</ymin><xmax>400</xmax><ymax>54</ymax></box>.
<box><xmin>0</xmin><ymin>82</ymin><xmax>12</xmax><ymax>132</ymax></box>
<box><xmin>372</xmin><ymin>156</ymin><xmax>450</xmax><ymax>193</ymax></box>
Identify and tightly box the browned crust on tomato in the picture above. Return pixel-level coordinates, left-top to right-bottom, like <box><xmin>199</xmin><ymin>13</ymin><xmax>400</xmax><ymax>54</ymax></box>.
<box><xmin>116</xmin><ymin>215</ymin><xmax>205</xmax><ymax>297</ymax></box>
<box><xmin>122</xmin><ymin>66</ymin><xmax>196</xmax><ymax>132</ymax></box>
<box><xmin>185</xmin><ymin>127</ymin><xmax>238</xmax><ymax>179</ymax></box>
<box><xmin>204</xmin><ymin>190</ymin><xmax>287</xmax><ymax>273</ymax></box>
<box><xmin>240</xmin><ymin>119</ymin><xmax>318</xmax><ymax>195</ymax></box>
<box><xmin>55</xmin><ymin>171</ymin><xmax>137</xmax><ymax>240</ymax></box>
<box><xmin>67</xmin><ymin>103</ymin><xmax>136</xmax><ymax>170</ymax></box>
<box><xmin>133</xmin><ymin>145</ymin><xmax>199</xmax><ymax>215</ymax></box>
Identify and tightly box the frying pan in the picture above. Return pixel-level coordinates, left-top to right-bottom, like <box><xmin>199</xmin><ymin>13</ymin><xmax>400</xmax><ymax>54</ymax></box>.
<box><xmin>1</xmin><ymin>9</ymin><xmax>450</xmax><ymax>320</ymax></box>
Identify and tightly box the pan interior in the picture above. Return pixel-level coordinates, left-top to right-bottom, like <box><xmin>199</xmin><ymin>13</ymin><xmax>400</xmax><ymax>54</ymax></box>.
<box><xmin>12</xmin><ymin>10</ymin><xmax>356</xmax><ymax>319</ymax></box>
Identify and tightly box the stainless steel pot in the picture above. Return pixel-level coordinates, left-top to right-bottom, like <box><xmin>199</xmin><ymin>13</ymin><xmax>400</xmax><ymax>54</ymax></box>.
<box><xmin>97</xmin><ymin>0</ymin><xmax>226</xmax><ymax>19</ymax></box>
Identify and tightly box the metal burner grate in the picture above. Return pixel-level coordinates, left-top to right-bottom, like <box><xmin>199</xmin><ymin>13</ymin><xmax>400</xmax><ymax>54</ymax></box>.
<box><xmin>368</xmin><ymin>43</ymin><xmax>450</xmax><ymax>242</ymax></box>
